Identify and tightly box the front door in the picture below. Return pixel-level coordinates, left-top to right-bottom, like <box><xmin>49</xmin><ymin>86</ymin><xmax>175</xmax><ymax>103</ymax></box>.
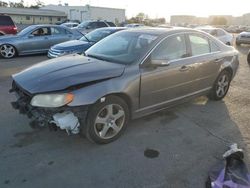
<box><xmin>139</xmin><ymin>34</ymin><xmax>199</xmax><ymax>109</ymax></box>
<box><xmin>21</xmin><ymin>27</ymin><xmax>51</xmax><ymax>54</ymax></box>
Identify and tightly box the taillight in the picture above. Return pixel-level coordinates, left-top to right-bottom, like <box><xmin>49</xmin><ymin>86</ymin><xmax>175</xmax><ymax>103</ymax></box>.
<box><xmin>13</xmin><ymin>27</ymin><xmax>17</xmax><ymax>31</ymax></box>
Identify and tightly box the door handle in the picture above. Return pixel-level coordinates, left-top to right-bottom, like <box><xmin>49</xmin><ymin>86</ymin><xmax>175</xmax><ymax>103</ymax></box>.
<box><xmin>214</xmin><ymin>58</ymin><xmax>223</xmax><ymax>63</ymax></box>
<box><xmin>44</xmin><ymin>37</ymin><xmax>48</xmax><ymax>39</ymax></box>
<box><xmin>179</xmin><ymin>65</ymin><xmax>189</xmax><ymax>72</ymax></box>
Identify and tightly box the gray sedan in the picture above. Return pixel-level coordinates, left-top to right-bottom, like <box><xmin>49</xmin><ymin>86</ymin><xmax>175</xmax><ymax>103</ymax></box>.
<box><xmin>10</xmin><ymin>28</ymin><xmax>239</xmax><ymax>144</ymax></box>
<box><xmin>0</xmin><ymin>25</ymin><xmax>83</xmax><ymax>58</ymax></box>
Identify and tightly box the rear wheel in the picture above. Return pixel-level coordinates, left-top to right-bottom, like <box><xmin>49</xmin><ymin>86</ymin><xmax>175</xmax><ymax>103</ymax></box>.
<box><xmin>83</xmin><ymin>96</ymin><xmax>129</xmax><ymax>144</ymax></box>
<box><xmin>0</xmin><ymin>44</ymin><xmax>16</xmax><ymax>58</ymax></box>
<box><xmin>209</xmin><ymin>70</ymin><xmax>231</xmax><ymax>101</ymax></box>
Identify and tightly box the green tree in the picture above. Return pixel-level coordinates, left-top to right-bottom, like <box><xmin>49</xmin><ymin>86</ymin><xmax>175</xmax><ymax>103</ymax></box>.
<box><xmin>0</xmin><ymin>1</ymin><xmax>8</xmax><ymax>7</ymax></box>
<box><xmin>29</xmin><ymin>0</ymin><xmax>44</xmax><ymax>9</ymax></box>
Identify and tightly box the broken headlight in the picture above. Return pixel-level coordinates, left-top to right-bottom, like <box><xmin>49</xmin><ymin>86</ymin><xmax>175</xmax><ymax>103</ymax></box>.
<box><xmin>30</xmin><ymin>93</ymin><xmax>74</xmax><ymax>108</ymax></box>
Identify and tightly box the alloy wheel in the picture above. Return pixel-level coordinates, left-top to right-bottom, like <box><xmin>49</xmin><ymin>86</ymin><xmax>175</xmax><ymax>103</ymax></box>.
<box><xmin>0</xmin><ymin>45</ymin><xmax>15</xmax><ymax>58</ymax></box>
<box><xmin>216</xmin><ymin>74</ymin><xmax>229</xmax><ymax>98</ymax></box>
<box><xmin>94</xmin><ymin>104</ymin><xmax>125</xmax><ymax>139</ymax></box>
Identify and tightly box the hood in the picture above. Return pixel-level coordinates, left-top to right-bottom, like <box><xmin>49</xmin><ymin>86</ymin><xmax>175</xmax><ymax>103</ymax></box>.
<box><xmin>0</xmin><ymin>35</ymin><xmax>19</xmax><ymax>43</ymax></box>
<box><xmin>13</xmin><ymin>54</ymin><xmax>125</xmax><ymax>94</ymax></box>
<box><xmin>52</xmin><ymin>40</ymin><xmax>93</xmax><ymax>51</ymax></box>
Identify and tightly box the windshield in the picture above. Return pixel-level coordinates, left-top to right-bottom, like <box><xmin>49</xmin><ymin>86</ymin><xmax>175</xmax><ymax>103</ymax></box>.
<box><xmin>78</xmin><ymin>22</ymin><xmax>90</xmax><ymax>28</ymax></box>
<box><xmin>17</xmin><ymin>26</ymin><xmax>36</xmax><ymax>36</ymax></box>
<box><xmin>81</xmin><ymin>29</ymin><xmax>114</xmax><ymax>42</ymax></box>
<box><xmin>85</xmin><ymin>31</ymin><xmax>158</xmax><ymax>64</ymax></box>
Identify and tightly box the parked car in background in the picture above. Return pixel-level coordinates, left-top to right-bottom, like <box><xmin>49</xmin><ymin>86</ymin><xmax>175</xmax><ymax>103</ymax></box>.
<box><xmin>10</xmin><ymin>28</ymin><xmax>239</xmax><ymax>144</ymax></box>
<box><xmin>48</xmin><ymin>27</ymin><xmax>125</xmax><ymax>58</ymax></box>
<box><xmin>0</xmin><ymin>25</ymin><xmax>83</xmax><ymax>58</ymax></box>
<box><xmin>61</xmin><ymin>22</ymin><xmax>79</xmax><ymax>28</ymax></box>
<box><xmin>236</xmin><ymin>32</ymin><xmax>250</xmax><ymax>45</ymax></box>
<box><xmin>198</xmin><ymin>27</ymin><xmax>233</xmax><ymax>45</ymax></box>
<box><xmin>75</xmin><ymin>20</ymin><xmax>116</xmax><ymax>34</ymax></box>
<box><xmin>0</xmin><ymin>15</ymin><xmax>17</xmax><ymax>35</ymax></box>
<box><xmin>125</xmin><ymin>23</ymin><xmax>145</xmax><ymax>28</ymax></box>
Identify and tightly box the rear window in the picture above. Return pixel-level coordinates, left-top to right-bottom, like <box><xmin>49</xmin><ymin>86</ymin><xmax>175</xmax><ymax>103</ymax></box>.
<box><xmin>0</xmin><ymin>15</ymin><xmax>14</xmax><ymax>26</ymax></box>
<box><xmin>107</xmin><ymin>22</ymin><xmax>116</xmax><ymax>27</ymax></box>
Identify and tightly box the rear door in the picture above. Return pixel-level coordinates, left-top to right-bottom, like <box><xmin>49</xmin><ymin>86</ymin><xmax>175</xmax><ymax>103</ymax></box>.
<box><xmin>50</xmin><ymin>27</ymin><xmax>73</xmax><ymax>46</ymax></box>
<box><xmin>140</xmin><ymin>34</ymin><xmax>199</xmax><ymax>109</ymax></box>
<box><xmin>186</xmin><ymin>33</ymin><xmax>221</xmax><ymax>91</ymax></box>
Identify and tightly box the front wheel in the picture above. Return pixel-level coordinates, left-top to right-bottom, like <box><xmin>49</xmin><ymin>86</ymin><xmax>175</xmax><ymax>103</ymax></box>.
<box><xmin>0</xmin><ymin>44</ymin><xmax>16</xmax><ymax>58</ymax></box>
<box><xmin>83</xmin><ymin>96</ymin><xmax>129</xmax><ymax>144</ymax></box>
<box><xmin>209</xmin><ymin>70</ymin><xmax>231</xmax><ymax>101</ymax></box>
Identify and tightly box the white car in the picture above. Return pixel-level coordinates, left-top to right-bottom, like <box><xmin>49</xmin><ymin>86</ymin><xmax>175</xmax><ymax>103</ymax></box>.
<box><xmin>61</xmin><ymin>22</ymin><xmax>79</xmax><ymax>28</ymax></box>
<box><xmin>198</xmin><ymin>27</ymin><xmax>233</xmax><ymax>45</ymax></box>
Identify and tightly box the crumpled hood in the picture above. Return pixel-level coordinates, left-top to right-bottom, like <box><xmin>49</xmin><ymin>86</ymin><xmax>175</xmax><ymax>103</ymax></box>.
<box><xmin>12</xmin><ymin>54</ymin><xmax>125</xmax><ymax>94</ymax></box>
<box><xmin>52</xmin><ymin>40</ymin><xmax>93</xmax><ymax>51</ymax></box>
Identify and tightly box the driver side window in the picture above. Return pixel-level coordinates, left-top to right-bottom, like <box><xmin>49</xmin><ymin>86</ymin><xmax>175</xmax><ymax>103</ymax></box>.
<box><xmin>31</xmin><ymin>27</ymin><xmax>50</xmax><ymax>37</ymax></box>
<box><xmin>151</xmin><ymin>35</ymin><xmax>187</xmax><ymax>61</ymax></box>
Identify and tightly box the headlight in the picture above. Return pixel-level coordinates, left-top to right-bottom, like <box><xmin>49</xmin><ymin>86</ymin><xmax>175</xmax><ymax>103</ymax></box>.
<box><xmin>30</xmin><ymin>93</ymin><xmax>74</xmax><ymax>108</ymax></box>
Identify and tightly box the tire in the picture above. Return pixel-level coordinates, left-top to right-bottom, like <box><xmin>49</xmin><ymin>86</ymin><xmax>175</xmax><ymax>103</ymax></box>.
<box><xmin>83</xmin><ymin>96</ymin><xmax>130</xmax><ymax>144</ymax></box>
<box><xmin>209</xmin><ymin>70</ymin><xmax>232</xmax><ymax>101</ymax></box>
<box><xmin>0</xmin><ymin>44</ymin><xmax>16</xmax><ymax>58</ymax></box>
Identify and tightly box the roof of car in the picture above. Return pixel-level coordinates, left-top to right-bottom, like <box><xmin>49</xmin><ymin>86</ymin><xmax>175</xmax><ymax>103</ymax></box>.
<box><xmin>124</xmin><ymin>27</ymin><xmax>197</xmax><ymax>36</ymax></box>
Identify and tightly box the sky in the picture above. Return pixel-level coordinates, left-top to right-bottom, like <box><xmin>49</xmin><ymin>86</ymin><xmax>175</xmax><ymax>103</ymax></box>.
<box><xmin>4</xmin><ymin>0</ymin><xmax>250</xmax><ymax>20</ymax></box>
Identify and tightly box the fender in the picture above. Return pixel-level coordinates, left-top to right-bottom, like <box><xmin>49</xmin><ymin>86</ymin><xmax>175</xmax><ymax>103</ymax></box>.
<box><xmin>68</xmin><ymin>65</ymin><xmax>141</xmax><ymax>113</ymax></box>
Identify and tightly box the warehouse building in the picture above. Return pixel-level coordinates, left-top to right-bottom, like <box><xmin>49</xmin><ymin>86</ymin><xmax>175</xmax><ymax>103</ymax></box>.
<box><xmin>0</xmin><ymin>7</ymin><xmax>67</xmax><ymax>24</ymax></box>
<box><xmin>41</xmin><ymin>4</ymin><xmax>126</xmax><ymax>24</ymax></box>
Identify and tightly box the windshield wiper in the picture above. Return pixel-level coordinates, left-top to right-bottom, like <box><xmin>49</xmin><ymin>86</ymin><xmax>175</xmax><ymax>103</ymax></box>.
<box><xmin>86</xmin><ymin>54</ymin><xmax>111</xmax><ymax>62</ymax></box>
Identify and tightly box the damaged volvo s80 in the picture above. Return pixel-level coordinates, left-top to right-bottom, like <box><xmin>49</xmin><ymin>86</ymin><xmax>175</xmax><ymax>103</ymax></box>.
<box><xmin>10</xmin><ymin>28</ymin><xmax>239</xmax><ymax>144</ymax></box>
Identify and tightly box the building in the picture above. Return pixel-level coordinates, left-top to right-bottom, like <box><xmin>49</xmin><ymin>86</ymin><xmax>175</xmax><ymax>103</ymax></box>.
<box><xmin>41</xmin><ymin>4</ymin><xmax>126</xmax><ymax>24</ymax></box>
<box><xmin>0</xmin><ymin>7</ymin><xmax>67</xmax><ymax>24</ymax></box>
<box><xmin>170</xmin><ymin>15</ymin><xmax>196</xmax><ymax>26</ymax></box>
<box><xmin>171</xmin><ymin>14</ymin><xmax>250</xmax><ymax>26</ymax></box>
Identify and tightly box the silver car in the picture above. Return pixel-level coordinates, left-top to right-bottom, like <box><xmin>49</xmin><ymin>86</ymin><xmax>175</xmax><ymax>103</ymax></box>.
<box><xmin>10</xmin><ymin>28</ymin><xmax>239</xmax><ymax>144</ymax></box>
<box><xmin>0</xmin><ymin>25</ymin><xmax>83</xmax><ymax>58</ymax></box>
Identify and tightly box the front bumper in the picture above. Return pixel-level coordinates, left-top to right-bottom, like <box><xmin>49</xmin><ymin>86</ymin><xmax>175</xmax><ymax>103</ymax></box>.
<box><xmin>10</xmin><ymin>81</ymin><xmax>88</xmax><ymax>134</ymax></box>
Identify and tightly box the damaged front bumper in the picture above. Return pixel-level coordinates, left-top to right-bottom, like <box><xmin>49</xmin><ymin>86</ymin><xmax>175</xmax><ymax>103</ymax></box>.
<box><xmin>10</xmin><ymin>81</ymin><xmax>88</xmax><ymax>135</ymax></box>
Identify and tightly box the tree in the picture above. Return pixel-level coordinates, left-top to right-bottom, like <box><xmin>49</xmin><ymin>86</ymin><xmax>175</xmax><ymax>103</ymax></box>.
<box><xmin>0</xmin><ymin>1</ymin><xmax>8</xmax><ymax>7</ymax></box>
<box><xmin>29</xmin><ymin>0</ymin><xmax>44</xmax><ymax>9</ymax></box>
<box><xmin>9</xmin><ymin>0</ymin><xmax>24</xmax><ymax>8</ymax></box>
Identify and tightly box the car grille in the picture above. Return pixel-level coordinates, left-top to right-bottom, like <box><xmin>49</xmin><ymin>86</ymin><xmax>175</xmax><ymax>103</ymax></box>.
<box><xmin>12</xmin><ymin>81</ymin><xmax>32</xmax><ymax>101</ymax></box>
<box><xmin>48</xmin><ymin>48</ymin><xmax>65</xmax><ymax>58</ymax></box>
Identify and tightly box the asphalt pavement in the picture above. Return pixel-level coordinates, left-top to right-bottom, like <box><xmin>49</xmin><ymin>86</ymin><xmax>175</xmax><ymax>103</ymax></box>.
<box><xmin>0</xmin><ymin>46</ymin><xmax>250</xmax><ymax>188</ymax></box>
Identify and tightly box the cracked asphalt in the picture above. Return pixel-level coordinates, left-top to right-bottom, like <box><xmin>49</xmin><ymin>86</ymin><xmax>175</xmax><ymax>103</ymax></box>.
<box><xmin>0</xmin><ymin>44</ymin><xmax>250</xmax><ymax>188</ymax></box>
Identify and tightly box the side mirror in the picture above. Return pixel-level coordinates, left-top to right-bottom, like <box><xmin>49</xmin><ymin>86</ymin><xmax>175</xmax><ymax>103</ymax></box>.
<box><xmin>28</xmin><ymin>34</ymin><xmax>34</xmax><ymax>38</ymax></box>
<box><xmin>151</xmin><ymin>59</ymin><xmax>170</xmax><ymax>67</ymax></box>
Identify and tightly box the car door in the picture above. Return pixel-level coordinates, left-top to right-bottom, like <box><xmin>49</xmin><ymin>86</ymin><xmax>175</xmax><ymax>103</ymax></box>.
<box><xmin>139</xmin><ymin>34</ymin><xmax>199</xmax><ymax>109</ymax></box>
<box><xmin>20</xmin><ymin>27</ymin><xmax>51</xmax><ymax>54</ymax></box>
<box><xmin>50</xmin><ymin>27</ymin><xmax>73</xmax><ymax>46</ymax></box>
<box><xmin>186</xmin><ymin>33</ymin><xmax>221</xmax><ymax>91</ymax></box>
